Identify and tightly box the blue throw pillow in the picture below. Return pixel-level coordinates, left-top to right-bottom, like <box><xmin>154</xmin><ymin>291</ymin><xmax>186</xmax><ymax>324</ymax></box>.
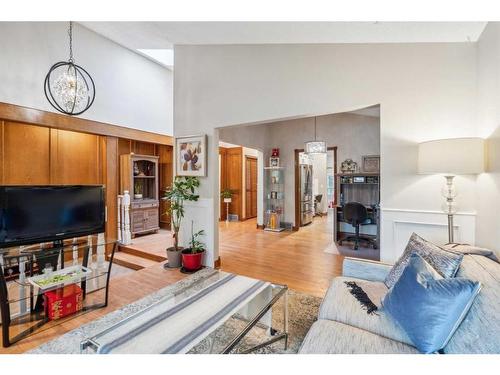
<box><xmin>382</xmin><ymin>253</ymin><xmax>481</xmax><ymax>354</ymax></box>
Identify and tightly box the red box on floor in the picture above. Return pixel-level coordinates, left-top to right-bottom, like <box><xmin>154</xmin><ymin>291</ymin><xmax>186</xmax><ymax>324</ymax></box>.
<box><xmin>44</xmin><ymin>284</ymin><xmax>83</xmax><ymax>320</ymax></box>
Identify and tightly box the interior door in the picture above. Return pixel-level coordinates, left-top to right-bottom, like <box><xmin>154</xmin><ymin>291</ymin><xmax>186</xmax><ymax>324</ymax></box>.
<box><xmin>245</xmin><ymin>156</ymin><xmax>258</xmax><ymax>219</ymax></box>
<box><xmin>226</xmin><ymin>147</ymin><xmax>243</xmax><ymax>219</ymax></box>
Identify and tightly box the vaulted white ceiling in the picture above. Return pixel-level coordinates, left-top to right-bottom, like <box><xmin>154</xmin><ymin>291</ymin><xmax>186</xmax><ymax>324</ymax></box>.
<box><xmin>80</xmin><ymin>22</ymin><xmax>487</xmax><ymax>69</ymax></box>
<box><xmin>81</xmin><ymin>22</ymin><xmax>487</xmax><ymax>49</ymax></box>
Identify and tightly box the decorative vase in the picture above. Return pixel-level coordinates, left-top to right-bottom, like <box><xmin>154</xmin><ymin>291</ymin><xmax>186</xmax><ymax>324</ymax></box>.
<box><xmin>165</xmin><ymin>246</ymin><xmax>183</xmax><ymax>268</ymax></box>
<box><xmin>223</xmin><ymin>197</ymin><xmax>232</xmax><ymax>203</ymax></box>
<box><xmin>181</xmin><ymin>249</ymin><xmax>205</xmax><ymax>271</ymax></box>
<box><xmin>134</xmin><ymin>193</ymin><xmax>143</xmax><ymax>199</ymax></box>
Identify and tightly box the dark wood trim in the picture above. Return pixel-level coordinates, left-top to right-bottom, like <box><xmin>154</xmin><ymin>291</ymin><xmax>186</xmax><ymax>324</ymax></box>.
<box><xmin>256</xmin><ymin>224</ymin><xmax>265</xmax><ymax>230</ymax></box>
<box><xmin>214</xmin><ymin>257</ymin><xmax>221</xmax><ymax>269</ymax></box>
<box><xmin>293</xmin><ymin>147</ymin><xmax>338</xmax><ymax>231</ymax></box>
<box><xmin>0</xmin><ymin>102</ymin><xmax>173</xmax><ymax>146</ymax></box>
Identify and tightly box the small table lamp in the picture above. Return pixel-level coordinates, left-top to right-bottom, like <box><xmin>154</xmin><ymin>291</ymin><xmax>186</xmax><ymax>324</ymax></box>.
<box><xmin>418</xmin><ymin>137</ymin><xmax>485</xmax><ymax>243</ymax></box>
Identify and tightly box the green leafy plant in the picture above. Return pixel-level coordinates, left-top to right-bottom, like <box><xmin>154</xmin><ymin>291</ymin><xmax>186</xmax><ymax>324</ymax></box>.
<box><xmin>220</xmin><ymin>188</ymin><xmax>233</xmax><ymax>199</ymax></box>
<box><xmin>188</xmin><ymin>220</ymin><xmax>205</xmax><ymax>254</ymax></box>
<box><xmin>134</xmin><ymin>181</ymin><xmax>143</xmax><ymax>195</ymax></box>
<box><xmin>162</xmin><ymin>176</ymin><xmax>200</xmax><ymax>251</ymax></box>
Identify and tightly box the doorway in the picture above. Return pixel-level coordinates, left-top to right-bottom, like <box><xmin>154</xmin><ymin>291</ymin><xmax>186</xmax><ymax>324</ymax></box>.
<box><xmin>294</xmin><ymin>147</ymin><xmax>337</xmax><ymax>231</ymax></box>
<box><xmin>245</xmin><ymin>156</ymin><xmax>258</xmax><ymax>219</ymax></box>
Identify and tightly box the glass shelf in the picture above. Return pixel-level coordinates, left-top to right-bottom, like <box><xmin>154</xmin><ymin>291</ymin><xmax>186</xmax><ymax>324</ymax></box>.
<box><xmin>0</xmin><ymin>236</ymin><xmax>117</xmax><ymax>348</ymax></box>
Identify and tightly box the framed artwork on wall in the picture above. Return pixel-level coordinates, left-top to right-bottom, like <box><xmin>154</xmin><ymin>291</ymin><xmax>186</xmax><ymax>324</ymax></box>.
<box><xmin>176</xmin><ymin>134</ymin><xmax>207</xmax><ymax>176</ymax></box>
<box><xmin>362</xmin><ymin>155</ymin><xmax>380</xmax><ymax>173</ymax></box>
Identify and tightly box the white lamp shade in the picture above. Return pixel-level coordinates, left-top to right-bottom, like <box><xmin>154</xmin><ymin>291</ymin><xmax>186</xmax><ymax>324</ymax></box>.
<box><xmin>418</xmin><ymin>137</ymin><xmax>485</xmax><ymax>175</ymax></box>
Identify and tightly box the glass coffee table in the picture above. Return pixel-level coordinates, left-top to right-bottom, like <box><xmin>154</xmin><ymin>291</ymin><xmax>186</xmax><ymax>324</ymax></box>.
<box><xmin>80</xmin><ymin>270</ymin><xmax>288</xmax><ymax>354</ymax></box>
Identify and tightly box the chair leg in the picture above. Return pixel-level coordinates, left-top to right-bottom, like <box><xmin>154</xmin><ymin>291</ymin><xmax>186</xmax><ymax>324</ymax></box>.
<box><xmin>354</xmin><ymin>224</ymin><xmax>360</xmax><ymax>250</ymax></box>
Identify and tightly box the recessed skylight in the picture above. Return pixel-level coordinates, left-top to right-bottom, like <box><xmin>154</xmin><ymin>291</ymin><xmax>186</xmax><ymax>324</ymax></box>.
<box><xmin>136</xmin><ymin>49</ymin><xmax>174</xmax><ymax>69</ymax></box>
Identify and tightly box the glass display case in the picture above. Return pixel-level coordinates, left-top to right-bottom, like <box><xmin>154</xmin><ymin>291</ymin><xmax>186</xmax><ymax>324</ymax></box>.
<box><xmin>264</xmin><ymin>167</ymin><xmax>285</xmax><ymax>232</ymax></box>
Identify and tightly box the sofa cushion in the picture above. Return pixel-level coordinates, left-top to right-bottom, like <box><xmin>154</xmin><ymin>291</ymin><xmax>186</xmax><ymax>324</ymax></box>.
<box><xmin>318</xmin><ymin>276</ymin><xmax>413</xmax><ymax>346</ymax></box>
<box><xmin>299</xmin><ymin>319</ymin><xmax>419</xmax><ymax>354</ymax></box>
<box><xmin>384</xmin><ymin>233</ymin><xmax>463</xmax><ymax>288</ymax></box>
<box><xmin>382</xmin><ymin>253</ymin><xmax>481</xmax><ymax>354</ymax></box>
<box><xmin>444</xmin><ymin>254</ymin><xmax>500</xmax><ymax>354</ymax></box>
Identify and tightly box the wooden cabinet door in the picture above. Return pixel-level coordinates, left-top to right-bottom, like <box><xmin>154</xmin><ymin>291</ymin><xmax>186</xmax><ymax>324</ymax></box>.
<box><xmin>245</xmin><ymin>156</ymin><xmax>258</xmax><ymax>219</ymax></box>
<box><xmin>1</xmin><ymin>122</ymin><xmax>50</xmax><ymax>184</ymax></box>
<box><xmin>145</xmin><ymin>208</ymin><xmax>159</xmax><ymax>230</ymax></box>
<box><xmin>158</xmin><ymin>145</ymin><xmax>173</xmax><ymax>228</ymax></box>
<box><xmin>226</xmin><ymin>147</ymin><xmax>243</xmax><ymax>220</ymax></box>
<box><xmin>50</xmin><ymin>129</ymin><xmax>102</xmax><ymax>184</ymax></box>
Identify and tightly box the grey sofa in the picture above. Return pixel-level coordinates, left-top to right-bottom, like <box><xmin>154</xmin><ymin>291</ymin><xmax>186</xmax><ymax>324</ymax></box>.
<box><xmin>299</xmin><ymin>251</ymin><xmax>500</xmax><ymax>354</ymax></box>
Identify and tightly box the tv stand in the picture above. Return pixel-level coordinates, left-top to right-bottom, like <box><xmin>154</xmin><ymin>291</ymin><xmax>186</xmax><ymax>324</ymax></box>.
<box><xmin>52</xmin><ymin>239</ymin><xmax>64</xmax><ymax>248</ymax></box>
<box><xmin>0</xmin><ymin>236</ymin><xmax>117</xmax><ymax>348</ymax></box>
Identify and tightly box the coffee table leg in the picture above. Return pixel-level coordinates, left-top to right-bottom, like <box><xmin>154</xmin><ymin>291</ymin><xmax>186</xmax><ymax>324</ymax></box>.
<box><xmin>283</xmin><ymin>289</ymin><xmax>289</xmax><ymax>350</ymax></box>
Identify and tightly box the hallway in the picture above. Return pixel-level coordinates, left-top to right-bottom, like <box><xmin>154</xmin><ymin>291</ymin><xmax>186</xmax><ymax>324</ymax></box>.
<box><xmin>219</xmin><ymin>217</ymin><xmax>345</xmax><ymax>297</ymax></box>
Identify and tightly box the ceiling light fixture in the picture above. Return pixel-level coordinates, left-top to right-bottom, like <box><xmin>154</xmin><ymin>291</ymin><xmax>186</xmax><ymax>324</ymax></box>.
<box><xmin>304</xmin><ymin>116</ymin><xmax>327</xmax><ymax>154</ymax></box>
<box><xmin>44</xmin><ymin>22</ymin><xmax>95</xmax><ymax>116</ymax></box>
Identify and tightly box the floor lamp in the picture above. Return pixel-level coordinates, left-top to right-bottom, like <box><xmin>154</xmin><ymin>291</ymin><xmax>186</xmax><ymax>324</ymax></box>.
<box><xmin>418</xmin><ymin>137</ymin><xmax>485</xmax><ymax>244</ymax></box>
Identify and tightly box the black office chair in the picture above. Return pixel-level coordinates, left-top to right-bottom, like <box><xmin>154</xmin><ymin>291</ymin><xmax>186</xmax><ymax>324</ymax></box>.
<box><xmin>339</xmin><ymin>202</ymin><xmax>378</xmax><ymax>250</ymax></box>
<box><xmin>314</xmin><ymin>194</ymin><xmax>323</xmax><ymax>217</ymax></box>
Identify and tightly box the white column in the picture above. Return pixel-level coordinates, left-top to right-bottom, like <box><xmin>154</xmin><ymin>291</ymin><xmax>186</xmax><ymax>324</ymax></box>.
<box><xmin>117</xmin><ymin>195</ymin><xmax>122</xmax><ymax>243</ymax></box>
<box><xmin>122</xmin><ymin>190</ymin><xmax>132</xmax><ymax>245</ymax></box>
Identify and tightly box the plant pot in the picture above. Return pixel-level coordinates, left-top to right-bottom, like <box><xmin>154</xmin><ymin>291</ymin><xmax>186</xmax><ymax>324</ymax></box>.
<box><xmin>165</xmin><ymin>246</ymin><xmax>183</xmax><ymax>268</ymax></box>
<box><xmin>181</xmin><ymin>248</ymin><xmax>205</xmax><ymax>271</ymax></box>
<box><xmin>223</xmin><ymin>198</ymin><xmax>232</xmax><ymax>203</ymax></box>
<box><xmin>134</xmin><ymin>194</ymin><xmax>143</xmax><ymax>199</ymax></box>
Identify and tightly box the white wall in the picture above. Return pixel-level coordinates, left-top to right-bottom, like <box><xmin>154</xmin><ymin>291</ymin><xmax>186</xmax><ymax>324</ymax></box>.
<box><xmin>476</xmin><ymin>22</ymin><xmax>500</xmax><ymax>251</ymax></box>
<box><xmin>0</xmin><ymin>22</ymin><xmax>173</xmax><ymax>135</ymax></box>
<box><xmin>175</xmin><ymin>43</ymin><xmax>478</xmax><ymax>264</ymax></box>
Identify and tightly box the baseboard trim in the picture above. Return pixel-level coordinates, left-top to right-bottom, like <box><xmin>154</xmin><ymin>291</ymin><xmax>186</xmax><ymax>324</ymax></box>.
<box><xmin>256</xmin><ymin>224</ymin><xmax>265</xmax><ymax>230</ymax></box>
<box><xmin>214</xmin><ymin>257</ymin><xmax>221</xmax><ymax>269</ymax></box>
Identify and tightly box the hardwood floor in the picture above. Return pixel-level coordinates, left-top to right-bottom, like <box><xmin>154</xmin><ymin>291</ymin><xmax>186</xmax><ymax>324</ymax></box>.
<box><xmin>0</xmin><ymin>263</ymin><xmax>186</xmax><ymax>354</ymax></box>
<box><xmin>219</xmin><ymin>217</ymin><xmax>344</xmax><ymax>298</ymax></box>
<box><xmin>2</xmin><ymin>218</ymin><xmax>343</xmax><ymax>353</ymax></box>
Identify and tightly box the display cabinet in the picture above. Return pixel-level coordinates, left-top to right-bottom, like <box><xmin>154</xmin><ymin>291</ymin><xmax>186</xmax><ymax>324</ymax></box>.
<box><xmin>264</xmin><ymin>167</ymin><xmax>285</xmax><ymax>232</ymax></box>
<box><xmin>120</xmin><ymin>153</ymin><xmax>160</xmax><ymax>237</ymax></box>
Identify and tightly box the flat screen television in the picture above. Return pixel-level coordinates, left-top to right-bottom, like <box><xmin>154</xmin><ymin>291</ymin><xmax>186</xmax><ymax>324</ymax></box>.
<box><xmin>0</xmin><ymin>185</ymin><xmax>105</xmax><ymax>248</ymax></box>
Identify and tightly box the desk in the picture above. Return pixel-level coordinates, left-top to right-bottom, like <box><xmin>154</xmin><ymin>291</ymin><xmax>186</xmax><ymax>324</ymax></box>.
<box><xmin>334</xmin><ymin>173</ymin><xmax>380</xmax><ymax>248</ymax></box>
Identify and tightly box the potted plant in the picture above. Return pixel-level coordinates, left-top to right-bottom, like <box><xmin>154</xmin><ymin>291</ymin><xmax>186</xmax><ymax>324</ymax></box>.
<box><xmin>134</xmin><ymin>181</ymin><xmax>143</xmax><ymax>199</ymax></box>
<box><xmin>221</xmin><ymin>188</ymin><xmax>233</xmax><ymax>203</ymax></box>
<box><xmin>220</xmin><ymin>188</ymin><xmax>233</xmax><ymax>223</ymax></box>
<box><xmin>181</xmin><ymin>221</ymin><xmax>205</xmax><ymax>271</ymax></box>
<box><xmin>162</xmin><ymin>176</ymin><xmax>200</xmax><ymax>268</ymax></box>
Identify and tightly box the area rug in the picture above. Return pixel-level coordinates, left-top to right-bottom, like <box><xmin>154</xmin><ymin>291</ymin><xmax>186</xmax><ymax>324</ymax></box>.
<box><xmin>189</xmin><ymin>289</ymin><xmax>321</xmax><ymax>354</ymax></box>
<box><xmin>30</xmin><ymin>269</ymin><xmax>321</xmax><ymax>354</ymax></box>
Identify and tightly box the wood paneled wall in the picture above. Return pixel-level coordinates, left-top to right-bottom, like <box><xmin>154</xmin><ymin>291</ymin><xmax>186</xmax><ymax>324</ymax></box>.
<box><xmin>0</xmin><ymin>103</ymin><xmax>174</xmax><ymax>242</ymax></box>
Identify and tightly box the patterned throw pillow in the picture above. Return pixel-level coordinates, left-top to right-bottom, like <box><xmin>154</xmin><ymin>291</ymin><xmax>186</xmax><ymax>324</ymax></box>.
<box><xmin>384</xmin><ymin>233</ymin><xmax>463</xmax><ymax>288</ymax></box>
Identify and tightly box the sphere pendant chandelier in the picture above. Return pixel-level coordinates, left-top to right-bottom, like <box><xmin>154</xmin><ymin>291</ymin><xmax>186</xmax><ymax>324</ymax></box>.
<box><xmin>44</xmin><ymin>21</ymin><xmax>96</xmax><ymax>116</ymax></box>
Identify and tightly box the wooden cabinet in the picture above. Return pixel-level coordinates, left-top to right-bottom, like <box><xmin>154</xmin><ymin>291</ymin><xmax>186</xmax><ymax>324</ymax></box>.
<box><xmin>120</xmin><ymin>153</ymin><xmax>160</xmax><ymax>237</ymax></box>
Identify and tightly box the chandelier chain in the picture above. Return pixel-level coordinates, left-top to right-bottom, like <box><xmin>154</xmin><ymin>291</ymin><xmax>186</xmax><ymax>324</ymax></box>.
<box><xmin>68</xmin><ymin>21</ymin><xmax>74</xmax><ymax>63</ymax></box>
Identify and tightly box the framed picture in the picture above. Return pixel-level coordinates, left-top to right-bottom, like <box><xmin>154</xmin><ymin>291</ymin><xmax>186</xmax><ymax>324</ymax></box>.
<box><xmin>176</xmin><ymin>135</ymin><xmax>207</xmax><ymax>176</ymax></box>
<box><xmin>269</xmin><ymin>157</ymin><xmax>280</xmax><ymax>167</ymax></box>
<box><xmin>362</xmin><ymin>155</ymin><xmax>380</xmax><ymax>173</ymax></box>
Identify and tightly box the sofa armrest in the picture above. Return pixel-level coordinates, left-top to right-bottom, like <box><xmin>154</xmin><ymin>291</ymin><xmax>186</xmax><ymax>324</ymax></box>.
<box><xmin>342</xmin><ymin>257</ymin><xmax>393</xmax><ymax>282</ymax></box>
